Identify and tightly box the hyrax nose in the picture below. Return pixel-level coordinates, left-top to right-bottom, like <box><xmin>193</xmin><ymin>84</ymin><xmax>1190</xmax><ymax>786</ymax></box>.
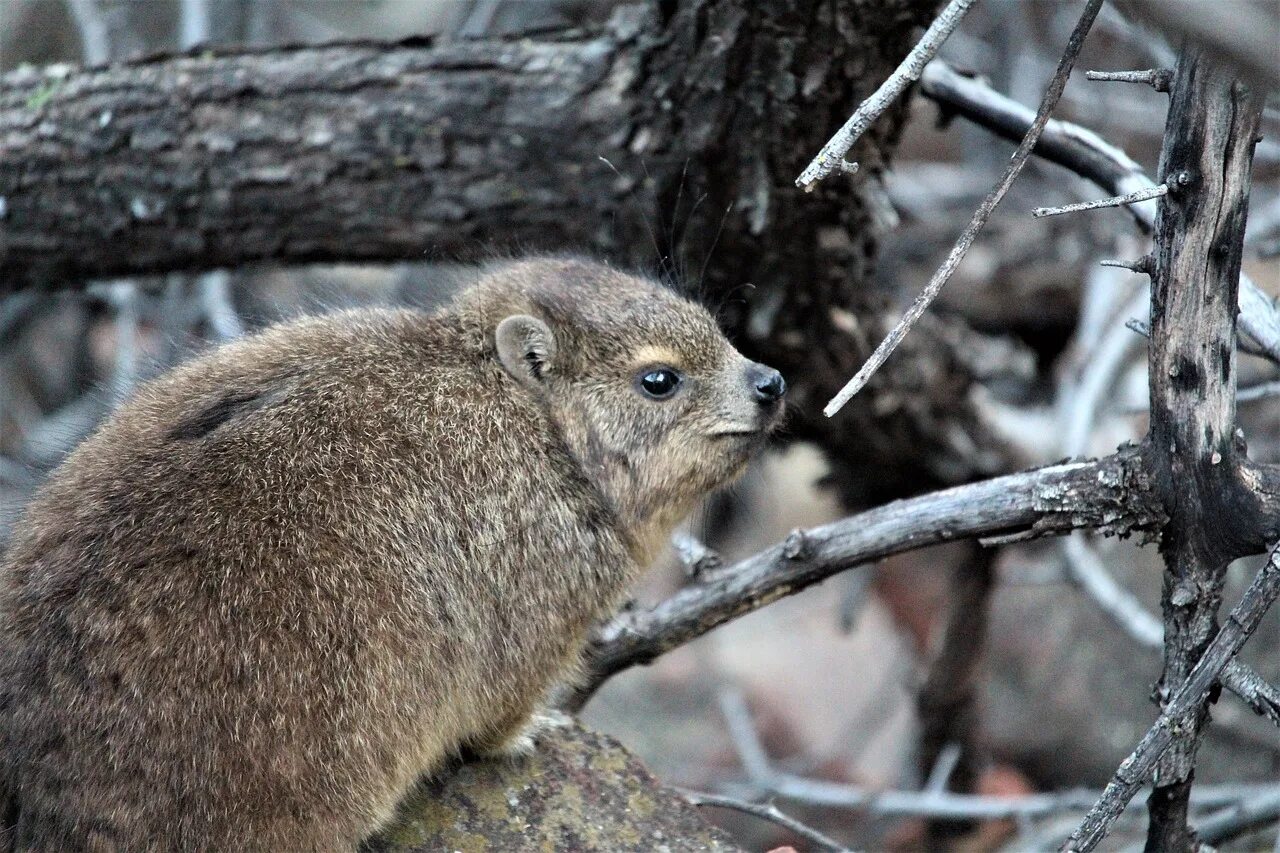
<box><xmin>750</xmin><ymin>365</ymin><xmax>786</xmax><ymax>404</ymax></box>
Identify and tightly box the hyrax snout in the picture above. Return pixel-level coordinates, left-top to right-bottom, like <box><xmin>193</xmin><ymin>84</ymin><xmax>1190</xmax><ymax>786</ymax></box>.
<box><xmin>0</xmin><ymin>256</ymin><xmax>783</xmax><ymax>851</ymax></box>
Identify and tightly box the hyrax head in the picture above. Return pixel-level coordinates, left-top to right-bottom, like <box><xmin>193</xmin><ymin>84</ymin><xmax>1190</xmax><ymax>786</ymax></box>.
<box><xmin>460</xmin><ymin>257</ymin><xmax>784</xmax><ymax>556</ymax></box>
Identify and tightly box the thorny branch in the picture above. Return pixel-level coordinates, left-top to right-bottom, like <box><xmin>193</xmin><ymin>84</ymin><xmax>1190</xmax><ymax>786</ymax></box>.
<box><xmin>821</xmin><ymin>0</ymin><xmax>1104</xmax><ymax>417</ymax></box>
<box><xmin>1139</xmin><ymin>44</ymin><xmax>1265</xmax><ymax>851</ymax></box>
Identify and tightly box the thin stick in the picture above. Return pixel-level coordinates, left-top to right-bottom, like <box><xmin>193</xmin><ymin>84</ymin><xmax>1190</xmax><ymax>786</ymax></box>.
<box><xmin>822</xmin><ymin>0</ymin><xmax>1105</xmax><ymax>417</ymax></box>
<box><xmin>1032</xmin><ymin>184</ymin><xmax>1168</xmax><ymax>218</ymax></box>
<box><xmin>676</xmin><ymin>789</ymin><xmax>852</xmax><ymax>853</ymax></box>
<box><xmin>1064</xmin><ymin>544</ymin><xmax>1280</xmax><ymax>851</ymax></box>
<box><xmin>794</xmin><ymin>0</ymin><xmax>977</xmax><ymax>190</ymax></box>
<box><xmin>719</xmin><ymin>682</ymin><xmax>1280</xmax><ymax>822</ymax></box>
<box><xmin>1085</xmin><ymin>69</ymin><xmax>1173</xmax><ymax>92</ymax></box>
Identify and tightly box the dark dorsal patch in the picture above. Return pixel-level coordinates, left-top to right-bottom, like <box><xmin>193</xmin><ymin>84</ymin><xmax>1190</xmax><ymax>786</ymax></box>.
<box><xmin>167</xmin><ymin>385</ymin><xmax>287</xmax><ymax>442</ymax></box>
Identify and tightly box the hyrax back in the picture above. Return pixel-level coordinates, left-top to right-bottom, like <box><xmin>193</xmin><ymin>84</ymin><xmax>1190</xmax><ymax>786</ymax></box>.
<box><xmin>0</xmin><ymin>257</ymin><xmax>785</xmax><ymax>851</ymax></box>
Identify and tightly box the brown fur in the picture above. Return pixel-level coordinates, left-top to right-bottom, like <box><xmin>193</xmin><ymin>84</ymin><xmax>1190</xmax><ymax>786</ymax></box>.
<box><xmin>0</xmin><ymin>257</ymin><xmax>783</xmax><ymax>852</ymax></box>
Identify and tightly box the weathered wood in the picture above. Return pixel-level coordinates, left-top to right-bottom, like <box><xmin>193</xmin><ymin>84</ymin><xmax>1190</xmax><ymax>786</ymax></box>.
<box><xmin>1143</xmin><ymin>44</ymin><xmax>1264</xmax><ymax>853</ymax></box>
<box><xmin>566</xmin><ymin>448</ymin><xmax>1165</xmax><ymax>709</ymax></box>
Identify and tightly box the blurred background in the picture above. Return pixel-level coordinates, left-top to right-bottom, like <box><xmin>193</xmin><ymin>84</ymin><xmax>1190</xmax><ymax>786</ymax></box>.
<box><xmin>1</xmin><ymin>1</ymin><xmax>1278</xmax><ymax>850</ymax></box>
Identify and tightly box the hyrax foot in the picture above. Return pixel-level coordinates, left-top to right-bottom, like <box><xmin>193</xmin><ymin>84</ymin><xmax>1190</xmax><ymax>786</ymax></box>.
<box><xmin>475</xmin><ymin>708</ymin><xmax>573</xmax><ymax>761</ymax></box>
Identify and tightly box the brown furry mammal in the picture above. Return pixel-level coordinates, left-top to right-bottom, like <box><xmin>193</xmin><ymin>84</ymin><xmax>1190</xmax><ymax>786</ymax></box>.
<box><xmin>0</xmin><ymin>257</ymin><xmax>785</xmax><ymax>851</ymax></box>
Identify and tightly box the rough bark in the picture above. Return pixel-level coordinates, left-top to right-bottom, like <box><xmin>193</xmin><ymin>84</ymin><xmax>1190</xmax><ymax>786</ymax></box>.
<box><xmin>0</xmin><ymin>0</ymin><xmax>1015</xmax><ymax>503</ymax></box>
<box><xmin>1142</xmin><ymin>45</ymin><xmax>1264</xmax><ymax>853</ymax></box>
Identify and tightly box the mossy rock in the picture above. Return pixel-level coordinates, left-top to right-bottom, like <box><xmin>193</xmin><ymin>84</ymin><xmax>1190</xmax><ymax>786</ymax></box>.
<box><xmin>364</xmin><ymin>720</ymin><xmax>741</xmax><ymax>852</ymax></box>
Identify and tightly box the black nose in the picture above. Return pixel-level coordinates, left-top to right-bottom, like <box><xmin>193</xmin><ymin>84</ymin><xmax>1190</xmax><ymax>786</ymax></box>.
<box><xmin>752</xmin><ymin>367</ymin><xmax>786</xmax><ymax>404</ymax></box>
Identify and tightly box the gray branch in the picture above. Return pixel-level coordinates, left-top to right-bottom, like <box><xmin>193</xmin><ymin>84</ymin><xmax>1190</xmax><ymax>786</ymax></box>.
<box><xmin>821</xmin><ymin>0</ymin><xmax>1105</xmax><ymax>416</ymax></box>
<box><xmin>917</xmin><ymin>59</ymin><xmax>1280</xmax><ymax>368</ymax></box>
<box><xmin>564</xmin><ymin>449</ymin><xmax>1164</xmax><ymax>710</ymax></box>
<box><xmin>676</xmin><ymin>789</ymin><xmax>852</xmax><ymax>853</ymax></box>
<box><xmin>1064</xmin><ymin>544</ymin><xmax>1280</xmax><ymax>851</ymax></box>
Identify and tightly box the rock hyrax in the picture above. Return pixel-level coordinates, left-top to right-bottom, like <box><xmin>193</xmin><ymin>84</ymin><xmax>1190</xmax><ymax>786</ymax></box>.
<box><xmin>0</xmin><ymin>257</ymin><xmax>785</xmax><ymax>851</ymax></box>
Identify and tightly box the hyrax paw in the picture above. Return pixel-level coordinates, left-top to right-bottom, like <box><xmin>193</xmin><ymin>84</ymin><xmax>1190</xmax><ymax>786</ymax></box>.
<box><xmin>493</xmin><ymin>729</ymin><xmax>538</xmax><ymax>759</ymax></box>
<box><xmin>476</xmin><ymin>709</ymin><xmax>575</xmax><ymax>762</ymax></box>
<box><xmin>529</xmin><ymin>708</ymin><xmax>573</xmax><ymax>732</ymax></box>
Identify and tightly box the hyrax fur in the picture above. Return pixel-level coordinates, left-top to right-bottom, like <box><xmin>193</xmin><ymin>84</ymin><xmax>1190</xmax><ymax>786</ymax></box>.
<box><xmin>0</xmin><ymin>257</ymin><xmax>785</xmax><ymax>851</ymax></box>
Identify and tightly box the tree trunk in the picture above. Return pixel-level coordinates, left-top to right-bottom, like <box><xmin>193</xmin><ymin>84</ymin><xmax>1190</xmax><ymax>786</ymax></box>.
<box><xmin>1143</xmin><ymin>44</ymin><xmax>1265</xmax><ymax>852</ymax></box>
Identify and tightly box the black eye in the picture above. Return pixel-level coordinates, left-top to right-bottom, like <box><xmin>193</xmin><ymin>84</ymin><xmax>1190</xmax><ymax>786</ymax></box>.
<box><xmin>638</xmin><ymin>368</ymin><xmax>682</xmax><ymax>399</ymax></box>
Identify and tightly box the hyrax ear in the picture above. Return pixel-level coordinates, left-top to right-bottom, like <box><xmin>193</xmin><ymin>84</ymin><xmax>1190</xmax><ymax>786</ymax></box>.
<box><xmin>495</xmin><ymin>315</ymin><xmax>557</xmax><ymax>391</ymax></box>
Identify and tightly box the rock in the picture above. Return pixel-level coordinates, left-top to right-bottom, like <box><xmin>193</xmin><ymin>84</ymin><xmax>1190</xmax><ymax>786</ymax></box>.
<box><xmin>364</xmin><ymin>720</ymin><xmax>742</xmax><ymax>852</ymax></box>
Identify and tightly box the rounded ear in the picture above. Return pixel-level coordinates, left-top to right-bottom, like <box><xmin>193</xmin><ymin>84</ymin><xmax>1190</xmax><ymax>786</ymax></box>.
<box><xmin>495</xmin><ymin>315</ymin><xmax>557</xmax><ymax>391</ymax></box>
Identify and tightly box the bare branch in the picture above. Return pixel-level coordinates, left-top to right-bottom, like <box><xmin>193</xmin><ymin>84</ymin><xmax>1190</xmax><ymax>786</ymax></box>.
<box><xmin>718</xmin><ymin>684</ymin><xmax>1280</xmax><ymax>824</ymax></box>
<box><xmin>916</xmin><ymin>59</ymin><xmax>1280</xmax><ymax>368</ymax></box>
<box><xmin>1064</xmin><ymin>544</ymin><xmax>1280</xmax><ymax>851</ymax></box>
<box><xmin>676</xmin><ymin>789</ymin><xmax>852</xmax><ymax>853</ymax></box>
<box><xmin>563</xmin><ymin>450</ymin><xmax>1163</xmax><ymax>710</ymax></box>
<box><xmin>925</xmin><ymin>744</ymin><xmax>964</xmax><ymax>794</ymax></box>
<box><xmin>822</xmin><ymin>0</ymin><xmax>1105</xmax><ymax>416</ymax></box>
<box><xmin>1125</xmin><ymin>318</ymin><xmax>1150</xmax><ymax>338</ymax></box>
<box><xmin>1142</xmin><ymin>47</ymin><xmax>1265</xmax><ymax>849</ymax></box>
<box><xmin>794</xmin><ymin>0</ymin><xmax>976</xmax><ymax>190</ymax></box>
<box><xmin>1084</xmin><ymin>69</ymin><xmax>1173</xmax><ymax>91</ymax></box>
<box><xmin>1032</xmin><ymin>183</ymin><xmax>1169</xmax><ymax>218</ymax></box>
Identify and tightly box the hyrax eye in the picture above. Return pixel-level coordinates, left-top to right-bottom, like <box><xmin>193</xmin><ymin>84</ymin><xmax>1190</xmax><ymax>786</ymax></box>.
<box><xmin>638</xmin><ymin>367</ymin><xmax>682</xmax><ymax>399</ymax></box>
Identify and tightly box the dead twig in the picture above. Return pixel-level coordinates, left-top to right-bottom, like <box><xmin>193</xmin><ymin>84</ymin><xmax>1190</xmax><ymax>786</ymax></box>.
<box><xmin>1031</xmin><ymin>183</ymin><xmax>1169</xmax><ymax>218</ymax></box>
<box><xmin>676</xmin><ymin>789</ymin><xmax>852</xmax><ymax>853</ymax></box>
<box><xmin>794</xmin><ymin>0</ymin><xmax>976</xmax><ymax>190</ymax></box>
<box><xmin>822</xmin><ymin>0</ymin><xmax>1104</xmax><ymax>417</ymax></box>
<box><xmin>718</xmin><ymin>686</ymin><xmax>1280</xmax><ymax>824</ymax></box>
<box><xmin>1218</xmin><ymin>664</ymin><xmax>1280</xmax><ymax>729</ymax></box>
<box><xmin>1099</xmin><ymin>257</ymin><xmax>1153</xmax><ymax>274</ymax></box>
<box><xmin>1084</xmin><ymin>69</ymin><xmax>1173</xmax><ymax>92</ymax></box>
